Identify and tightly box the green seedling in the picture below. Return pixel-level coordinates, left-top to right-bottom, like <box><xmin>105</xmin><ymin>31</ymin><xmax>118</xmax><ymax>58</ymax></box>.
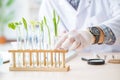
<box><xmin>38</xmin><ymin>20</ymin><xmax>44</xmax><ymax>32</ymax></box>
<box><xmin>8</xmin><ymin>17</ymin><xmax>27</xmax><ymax>30</ymax></box>
<box><xmin>30</xmin><ymin>20</ymin><xmax>38</xmax><ymax>32</ymax></box>
<box><xmin>22</xmin><ymin>17</ymin><xmax>28</xmax><ymax>32</ymax></box>
<box><xmin>8</xmin><ymin>21</ymin><xmax>21</xmax><ymax>30</ymax></box>
<box><xmin>53</xmin><ymin>10</ymin><xmax>60</xmax><ymax>37</ymax></box>
<box><xmin>8</xmin><ymin>17</ymin><xmax>28</xmax><ymax>43</ymax></box>
<box><xmin>44</xmin><ymin>16</ymin><xmax>51</xmax><ymax>45</ymax></box>
<box><xmin>8</xmin><ymin>22</ymin><xmax>16</xmax><ymax>30</ymax></box>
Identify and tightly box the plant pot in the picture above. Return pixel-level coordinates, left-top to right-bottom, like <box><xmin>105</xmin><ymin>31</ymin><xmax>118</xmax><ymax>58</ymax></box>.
<box><xmin>0</xmin><ymin>36</ymin><xmax>6</xmax><ymax>44</ymax></box>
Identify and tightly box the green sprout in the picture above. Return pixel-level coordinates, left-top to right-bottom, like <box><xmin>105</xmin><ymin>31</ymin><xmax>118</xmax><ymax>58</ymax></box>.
<box><xmin>8</xmin><ymin>21</ymin><xmax>21</xmax><ymax>30</ymax></box>
<box><xmin>44</xmin><ymin>16</ymin><xmax>51</xmax><ymax>45</ymax></box>
<box><xmin>30</xmin><ymin>20</ymin><xmax>37</xmax><ymax>32</ymax></box>
<box><xmin>22</xmin><ymin>17</ymin><xmax>28</xmax><ymax>31</ymax></box>
<box><xmin>8</xmin><ymin>17</ymin><xmax>28</xmax><ymax>30</ymax></box>
<box><xmin>39</xmin><ymin>20</ymin><xmax>44</xmax><ymax>32</ymax></box>
<box><xmin>8</xmin><ymin>22</ymin><xmax>16</xmax><ymax>30</ymax></box>
<box><xmin>8</xmin><ymin>18</ymin><xmax>28</xmax><ymax>49</ymax></box>
<box><xmin>37</xmin><ymin>20</ymin><xmax>44</xmax><ymax>32</ymax></box>
<box><xmin>53</xmin><ymin>10</ymin><xmax>60</xmax><ymax>37</ymax></box>
<box><xmin>8</xmin><ymin>21</ymin><xmax>22</xmax><ymax>49</ymax></box>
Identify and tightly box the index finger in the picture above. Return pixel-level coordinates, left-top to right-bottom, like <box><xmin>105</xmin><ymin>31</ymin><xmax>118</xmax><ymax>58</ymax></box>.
<box><xmin>55</xmin><ymin>33</ymin><xmax>68</xmax><ymax>49</ymax></box>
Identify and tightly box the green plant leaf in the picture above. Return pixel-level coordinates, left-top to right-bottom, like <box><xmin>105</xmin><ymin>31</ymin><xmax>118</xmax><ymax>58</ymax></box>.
<box><xmin>8</xmin><ymin>23</ymin><xmax>16</xmax><ymax>30</ymax></box>
<box><xmin>52</xmin><ymin>10</ymin><xmax>60</xmax><ymax>37</ymax></box>
<box><xmin>22</xmin><ymin>17</ymin><xmax>28</xmax><ymax>31</ymax></box>
<box><xmin>57</xmin><ymin>16</ymin><xmax>60</xmax><ymax>25</ymax></box>
<box><xmin>6</xmin><ymin>0</ymin><xmax>14</xmax><ymax>7</ymax></box>
<box><xmin>39</xmin><ymin>20</ymin><xmax>44</xmax><ymax>32</ymax></box>
<box><xmin>0</xmin><ymin>0</ymin><xmax>2</xmax><ymax>7</ymax></box>
<box><xmin>30</xmin><ymin>20</ymin><xmax>38</xmax><ymax>32</ymax></box>
<box><xmin>30</xmin><ymin>20</ymin><xmax>36</xmax><ymax>27</ymax></box>
<box><xmin>44</xmin><ymin>16</ymin><xmax>47</xmax><ymax>25</ymax></box>
<box><xmin>15</xmin><ymin>22</ymin><xmax>19</xmax><ymax>25</ymax></box>
<box><xmin>44</xmin><ymin>16</ymin><xmax>51</xmax><ymax>45</ymax></box>
<box><xmin>15</xmin><ymin>22</ymin><xmax>21</xmax><ymax>25</ymax></box>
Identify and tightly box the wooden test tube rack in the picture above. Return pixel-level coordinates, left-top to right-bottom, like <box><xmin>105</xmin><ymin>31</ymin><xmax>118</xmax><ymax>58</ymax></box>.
<box><xmin>9</xmin><ymin>50</ymin><xmax>70</xmax><ymax>72</ymax></box>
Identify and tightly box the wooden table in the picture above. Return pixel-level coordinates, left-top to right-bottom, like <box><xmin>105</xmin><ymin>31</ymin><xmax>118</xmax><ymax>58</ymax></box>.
<box><xmin>0</xmin><ymin>53</ymin><xmax>120</xmax><ymax>80</ymax></box>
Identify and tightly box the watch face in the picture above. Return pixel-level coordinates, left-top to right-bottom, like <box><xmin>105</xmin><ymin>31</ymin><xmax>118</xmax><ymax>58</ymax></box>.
<box><xmin>91</xmin><ymin>27</ymin><xmax>100</xmax><ymax>35</ymax></box>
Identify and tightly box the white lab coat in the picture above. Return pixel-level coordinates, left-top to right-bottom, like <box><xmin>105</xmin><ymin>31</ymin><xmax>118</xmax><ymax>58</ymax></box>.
<box><xmin>39</xmin><ymin>0</ymin><xmax>120</xmax><ymax>53</ymax></box>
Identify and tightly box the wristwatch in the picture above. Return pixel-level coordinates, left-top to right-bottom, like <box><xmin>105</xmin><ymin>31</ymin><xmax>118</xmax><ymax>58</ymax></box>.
<box><xmin>88</xmin><ymin>27</ymin><xmax>100</xmax><ymax>44</ymax></box>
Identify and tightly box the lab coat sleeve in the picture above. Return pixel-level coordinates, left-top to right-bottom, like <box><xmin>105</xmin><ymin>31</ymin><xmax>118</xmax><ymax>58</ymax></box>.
<box><xmin>39</xmin><ymin>0</ymin><xmax>67</xmax><ymax>34</ymax></box>
<box><xmin>39</xmin><ymin>0</ymin><xmax>53</xmax><ymax>26</ymax></box>
<box><xmin>100</xmin><ymin>0</ymin><xmax>120</xmax><ymax>45</ymax></box>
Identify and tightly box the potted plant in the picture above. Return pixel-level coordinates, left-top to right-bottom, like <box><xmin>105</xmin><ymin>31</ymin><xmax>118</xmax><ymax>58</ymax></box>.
<box><xmin>0</xmin><ymin>0</ymin><xmax>15</xmax><ymax>44</ymax></box>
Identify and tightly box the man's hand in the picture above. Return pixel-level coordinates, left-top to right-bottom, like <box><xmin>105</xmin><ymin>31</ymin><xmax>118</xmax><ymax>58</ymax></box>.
<box><xmin>55</xmin><ymin>30</ymin><xmax>95</xmax><ymax>52</ymax></box>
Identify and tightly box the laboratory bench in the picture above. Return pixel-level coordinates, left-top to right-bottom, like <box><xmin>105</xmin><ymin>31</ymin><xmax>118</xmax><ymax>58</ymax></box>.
<box><xmin>0</xmin><ymin>43</ymin><xmax>120</xmax><ymax>80</ymax></box>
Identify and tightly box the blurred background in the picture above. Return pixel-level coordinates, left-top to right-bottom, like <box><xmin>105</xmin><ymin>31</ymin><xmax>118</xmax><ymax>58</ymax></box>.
<box><xmin>0</xmin><ymin>0</ymin><xmax>43</xmax><ymax>55</ymax></box>
<box><xmin>0</xmin><ymin>0</ymin><xmax>43</xmax><ymax>42</ymax></box>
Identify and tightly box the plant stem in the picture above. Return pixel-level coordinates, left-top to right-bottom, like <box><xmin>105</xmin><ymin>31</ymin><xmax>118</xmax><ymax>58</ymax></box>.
<box><xmin>53</xmin><ymin>10</ymin><xmax>60</xmax><ymax>37</ymax></box>
<box><xmin>44</xmin><ymin>16</ymin><xmax>51</xmax><ymax>45</ymax></box>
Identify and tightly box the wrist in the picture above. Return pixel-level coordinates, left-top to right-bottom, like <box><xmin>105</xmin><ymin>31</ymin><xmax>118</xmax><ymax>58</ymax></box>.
<box><xmin>88</xmin><ymin>27</ymin><xmax>104</xmax><ymax>44</ymax></box>
<box><xmin>79</xmin><ymin>30</ymin><xmax>95</xmax><ymax>45</ymax></box>
<box><xmin>97</xmin><ymin>27</ymin><xmax>104</xmax><ymax>44</ymax></box>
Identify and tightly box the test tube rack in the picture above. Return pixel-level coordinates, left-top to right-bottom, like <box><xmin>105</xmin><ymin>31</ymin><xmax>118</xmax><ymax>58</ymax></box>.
<box><xmin>9</xmin><ymin>49</ymin><xmax>70</xmax><ymax>72</ymax></box>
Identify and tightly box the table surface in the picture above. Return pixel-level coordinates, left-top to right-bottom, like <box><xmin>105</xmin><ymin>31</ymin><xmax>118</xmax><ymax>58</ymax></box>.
<box><xmin>0</xmin><ymin>52</ymin><xmax>120</xmax><ymax>80</ymax></box>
